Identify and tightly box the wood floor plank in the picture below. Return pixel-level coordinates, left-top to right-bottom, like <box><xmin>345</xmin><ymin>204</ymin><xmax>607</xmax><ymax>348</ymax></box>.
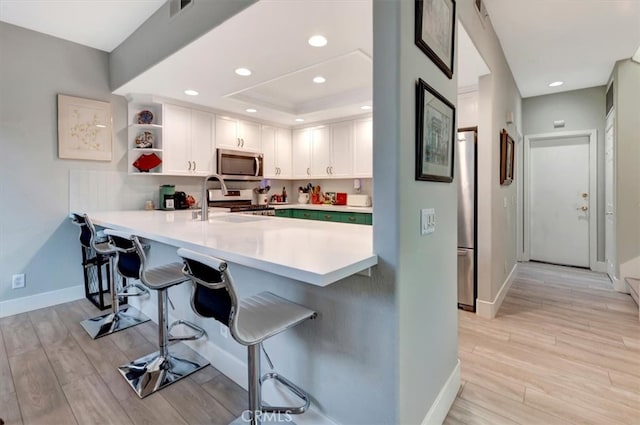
<box><xmin>62</xmin><ymin>374</ymin><xmax>133</xmax><ymax>425</ymax></box>
<box><xmin>445</xmin><ymin>397</ymin><xmax>518</xmax><ymax>425</ymax></box>
<box><xmin>201</xmin><ymin>373</ymin><xmax>248</xmax><ymax>417</ymax></box>
<box><xmin>27</xmin><ymin>308</ymin><xmax>69</xmax><ymax>346</ymax></box>
<box><xmin>9</xmin><ymin>348</ymin><xmax>77</xmax><ymax>425</ymax></box>
<box><xmin>43</xmin><ymin>334</ymin><xmax>95</xmax><ymax>386</ymax></box>
<box><xmin>0</xmin><ymin>391</ymin><xmax>23</xmax><ymax>425</ymax></box>
<box><xmin>161</xmin><ymin>375</ymin><xmax>236</xmax><ymax>424</ymax></box>
<box><xmin>0</xmin><ymin>314</ymin><xmax>41</xmax><ymax>357</ymax></box>
<box><xmin>116</xmin><ymin>392</ymin><xmax>189</xmax><ymax>425</ymax></box>
<box><xmin>0</xmin><ymin>329</ymin><xmax>15</xmax><ymax>396</ymax></box>
<box><xmin>459</xmin><ymin>353</ymin><xmax>526</xmax><ymax>403</ymax></box>
<box><xmin>189</xmin><ymin>365</ymin><xmax>222</xmax><ymax>385</ymax></box>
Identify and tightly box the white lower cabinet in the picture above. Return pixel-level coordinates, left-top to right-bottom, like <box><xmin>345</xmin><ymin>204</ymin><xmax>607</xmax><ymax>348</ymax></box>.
<box><xmin>163</xmin><ymin>104</ymin><xmax>214</xmax><ymax>175</ymax></box>
<box><xmin>262</xmin><ymin>126</ymin><xmax>292</xmax><ymax>178</ymax></box>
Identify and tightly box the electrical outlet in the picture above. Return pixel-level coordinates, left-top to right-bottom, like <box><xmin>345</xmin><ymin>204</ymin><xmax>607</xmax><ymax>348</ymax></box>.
<box><xmin>421</xmin><ymin>208</ymin><xmax>436</xmax><ymax>235</ymax></box>
<box><xmin>12</xmin><ymin>274</ymin><xmax>25</xmax><ymax>289</ymax></box>
<box><xmin>220</xmin><ymin>323</ymin><xmax>228</xmax><ymax>339</ymax></box>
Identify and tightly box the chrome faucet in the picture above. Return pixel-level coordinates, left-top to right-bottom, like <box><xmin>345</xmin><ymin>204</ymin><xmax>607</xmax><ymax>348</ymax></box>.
<box><xmin>201</xmin><ymin>174</ymin><xmax>228</xmax><ymax>221</ymax></box>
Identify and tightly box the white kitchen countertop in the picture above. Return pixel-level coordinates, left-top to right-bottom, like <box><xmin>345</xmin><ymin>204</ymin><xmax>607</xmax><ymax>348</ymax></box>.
<box><xmin>271</xmin><ymin>203</ymin><xmax>373</xmax><ymax>213</ymax></box>
<box><xmin>88</xmin><ymin>210</ymin><xmax>377</xmax><ymax>287</ymax></box>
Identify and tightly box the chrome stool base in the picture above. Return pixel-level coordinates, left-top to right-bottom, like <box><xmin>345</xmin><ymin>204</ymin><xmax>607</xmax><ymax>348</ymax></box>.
<box><xmin>118</xmin><ymin>348</ymin><xmax>207</xmax><ymax>398</ymax></box>
<box><xmin>80</xmin><ymin>306</ymin><xmax>150</xmax><ymax>339</ymax></box>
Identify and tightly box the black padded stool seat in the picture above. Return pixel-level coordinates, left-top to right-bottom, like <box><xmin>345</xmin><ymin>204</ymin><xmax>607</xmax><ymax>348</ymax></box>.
<box><xmin>105</xmin><ymin>230</ymin><xmax>209</xmax><ymax>398</ymax></box>
<box><xmin>178</xmin><ymin>248</ymin><xmax>317</xmax><ymax>425</ymax></box>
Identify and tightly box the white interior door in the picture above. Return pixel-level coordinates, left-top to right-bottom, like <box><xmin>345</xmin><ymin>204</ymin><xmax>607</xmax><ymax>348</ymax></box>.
<box><xmin>529</xmin><ymin>136</ymin><xmax>591</xmax><ymax>267</ymax></box>
<box><xmin>605</xmin><ymin>112</ymin><xmax>616</xmax><ymax>278</ymax></box>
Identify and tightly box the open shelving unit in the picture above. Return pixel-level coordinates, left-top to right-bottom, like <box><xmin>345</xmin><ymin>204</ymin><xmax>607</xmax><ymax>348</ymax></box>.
<box><xmin>127</xmin><ymin>96</ymin><xmax>164</xmax><ymax>175</ymax></box>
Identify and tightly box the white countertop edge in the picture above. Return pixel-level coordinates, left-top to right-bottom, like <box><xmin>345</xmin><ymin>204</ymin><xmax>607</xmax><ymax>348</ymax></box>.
<box><xmin>90</xmin><ymin>214</ymin><xmax>377</xmax><ymax>287</ymax></box>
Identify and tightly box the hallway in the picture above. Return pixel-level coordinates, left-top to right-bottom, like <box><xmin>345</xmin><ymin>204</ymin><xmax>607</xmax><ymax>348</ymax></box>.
<box><xmin>446</xmin><ymin>262</ymin><xmax>640</xmax><ymax>424</ymax></box>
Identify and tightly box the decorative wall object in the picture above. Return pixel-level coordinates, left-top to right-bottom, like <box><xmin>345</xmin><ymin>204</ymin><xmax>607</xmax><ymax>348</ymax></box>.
<box><xmin>416</xmin><ymin>78</ymin><xmax>456</xmax><ymax>182</ymax></box>
<box><xmin>415</xmin><ymin>0</ymin><xmax>456</xmax><ymax>78</ymax></box>
<box><xmin>58</xmin><ymin>94</ymin><xmax>113</xmax><ymax>161</ymax></box>
<box><xmin>500</xmin><ymin>128</ymin><xmax>515</xmax><ymax>185</ymax></box>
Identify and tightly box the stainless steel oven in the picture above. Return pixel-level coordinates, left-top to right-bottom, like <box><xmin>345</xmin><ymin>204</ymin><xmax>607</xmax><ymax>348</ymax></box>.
<box><xmin>217</xmin><ymin>148</ymin><xmax>263</xmax><ymax>181</ymax></box>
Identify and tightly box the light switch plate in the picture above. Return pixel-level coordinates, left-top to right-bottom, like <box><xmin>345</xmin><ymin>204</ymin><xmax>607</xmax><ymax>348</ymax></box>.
<box><xmin>421</xmin><ymin>208</ymin><xmax>436</xmax><ymax>235</ymax></box>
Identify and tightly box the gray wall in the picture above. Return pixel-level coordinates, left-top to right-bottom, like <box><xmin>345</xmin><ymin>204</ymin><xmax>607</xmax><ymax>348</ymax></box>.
<box><xmin>612</xmin><ymin>59</ymin><xmax>640</xmax><ymax>279</ymax></box>
<box><xmin>522</xmin><ymin>87</ymin><xmax>606</xmax><ymax>262</ymax></box>
<box><xmin>374</xmin><ymin>1</ymin><xmax>458</xmax><ymax>423</ymax></box>
<box><xmin>458</xmin><ymin>2</ymin><xmax>522</xmax><ymax>306</ymax></box>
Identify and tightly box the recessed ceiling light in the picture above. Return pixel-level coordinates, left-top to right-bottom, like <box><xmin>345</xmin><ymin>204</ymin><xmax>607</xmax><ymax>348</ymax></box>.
<box><xmin>308</xmin><ymin>35</ymin><xmax>327</xmax><ymax>47</ymax></box>
<box><xmin>184</xmin><ymin>89</ymin><xmax>199</xmax><ymax>96</ymax></box>
<box><xmin>295</xmin><ymin>118</ymin><xmax>305</xmax><ymax>122</ymax></box>
<box><xmin>235</xmin><ymin>67</ymin><xmax>252</xmax><ymax>76</ymax></box>
<box><xmin>313</xmin><ymin>76</ymin><xmax>326</xmax><ymax>84</ymax></box>
<box><xmin>246</xmin><ymin>108</ymin><xmax>257</xmax><ymax>113</ymax></box>
<box><xmin>360</xmin><ymin>105</ymin><xmax>372</xmax><ymax>110</ymax></box>
<box><xmin>548</xmin><ymin>81</ymin><xmax>564</xmax><ymax>87</ymax></box>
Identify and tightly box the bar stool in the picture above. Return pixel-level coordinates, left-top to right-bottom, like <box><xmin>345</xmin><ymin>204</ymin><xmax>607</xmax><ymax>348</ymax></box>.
<box><xmin>178</xmin><ymin>248</ymin><xmax>317</xmax><ymax>425</ymax></box>
<box><xmin>104</xmin><ymin>229</ymin><xmax>209</xmax><ymax>398</ymax></box>
<box><xmin>69</xmin><ymin>213</ymin><xmax>150</xmax><ymax>339</ymax></box>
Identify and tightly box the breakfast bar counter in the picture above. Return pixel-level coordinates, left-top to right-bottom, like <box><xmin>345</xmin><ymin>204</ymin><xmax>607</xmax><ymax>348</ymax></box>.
<box><xmin>88</xmin><ymin>209</ymin><xmax>377</xmax><ymax>286</ymax></box>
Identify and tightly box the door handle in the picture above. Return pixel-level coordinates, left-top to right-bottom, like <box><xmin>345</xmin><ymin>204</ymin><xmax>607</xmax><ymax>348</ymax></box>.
<box><xmin>193</xmin><ymin>161</ymin><xmax>196</xmax><ymax>172</ymax></box>
<box><xmin>188</xmin><ymin>161</ymin><xmax>192</xmax><ymax>171</ymax></box>
<box><xmin>577</xmin><ymin>206</ymin><xmax>588</xmax><ymax>211</ymax></box>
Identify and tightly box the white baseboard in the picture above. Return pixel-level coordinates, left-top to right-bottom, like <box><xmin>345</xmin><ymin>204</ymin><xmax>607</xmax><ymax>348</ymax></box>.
<box><xmin>0</xmin><ymin>285</ymin><xmax>84</xmax><ymax>318</ymax></box>
<box><xmin>420</xmin><ymin>360</ymin><xmax>461</xmax><ymax>425</ymax></box>
<box><xmin>476</xmin><ymin>263</ymin><xmax>518</xmax><ymax>319</ymax></box>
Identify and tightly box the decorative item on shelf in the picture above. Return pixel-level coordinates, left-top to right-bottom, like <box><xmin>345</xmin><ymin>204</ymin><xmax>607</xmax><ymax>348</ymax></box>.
<box><xmin>324</xmin><ymin>192</ymin><xmax>336</xmax><ymax>205</ymax></box>
<box><xmin>137</xmin><ymin>110</ymin><xmax>154</xmax><ymax>124</ymax></box>
<box><xmin>135</xmin><ymin>130</ymin><xmax>154</xmax><ymax>148</ymax></box>
<box><xmin>335</xmin><ymin>192</ymin><xmax>347</xmax><ymax>205</ymax></box>
<box><xmin>132</xmin><ymin>152</ymin><xmax>162</xmax><ymax>172</ymax></box>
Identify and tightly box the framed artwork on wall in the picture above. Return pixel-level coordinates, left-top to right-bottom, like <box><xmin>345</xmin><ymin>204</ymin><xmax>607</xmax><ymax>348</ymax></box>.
<box><xmin>415</xmin><ymin>0</ymin><xmax>456</xmax><ymax>79</ymax></box>
<box><xmin>58</xmin><ymin>94</ymin><xmax>113</xmax><ymax>161</ymax></box>
<box><xmin>500</xmin><ymin>129</ymin><xmax>515</xmax><ymax>185</ymax></box>
<box><xmin>416</xmin><ymin>78</ymin><xmax>456</xmax><ymax>182</ymax></box>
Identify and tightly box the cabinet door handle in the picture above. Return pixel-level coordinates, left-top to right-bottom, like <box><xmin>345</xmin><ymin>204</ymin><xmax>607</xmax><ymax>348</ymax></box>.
<box><xmin>348</xmin><ymin>216</ymin><xmax>356</xmax><ymax>222</ymax></box>
<box><xmin>324</xmin><ymin>215</ymin><xmax>332</xmax><ymax>220</ymax></box>
<box><xmin>241</xmin><ymin>138</ymin><xmax>245</xmax><ymax>147</ymax></box>
<box><xmin>193</xmin><ymin>161</ymin><xmax>196</xmax><ymax>172</ymax></box>
<box><xmin>188</xmin><ymin>161</ymin><xmax>192</xmax><ymax>171</ymax></box>
<box><xmin>237</xmin><ymin>137</ymin><xmax>241</xmax><ymax>147</ymax></box>
<box><xmin>303</xmin><ymin>213</ymin><xmax>311</xmax><ymax>218</ymax></box>
<box><xmin>326</xmin><ymin>166</ymin><xmax>330</xmax><ymax>174</ymax></box>
<box><xmin>330</xmin><ymin>166</ymin><xmax>334</xmax><ymax>174</ymax></box>
<box><xmin>307</xmin><ymin>167</ymin><xmax>310</xmax><ymax>175</ymax></box>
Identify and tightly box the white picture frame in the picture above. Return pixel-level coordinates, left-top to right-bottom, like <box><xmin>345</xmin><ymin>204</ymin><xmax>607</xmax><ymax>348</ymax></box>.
<box><xmin>58</xmin><ymin>94</ymin><xmax>113</xmax><ymax>161</ymax></box>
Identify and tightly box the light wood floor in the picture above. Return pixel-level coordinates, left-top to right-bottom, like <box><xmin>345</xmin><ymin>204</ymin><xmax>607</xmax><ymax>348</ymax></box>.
<box><xmin>1</xmin><ymin>262</ymin><xmax>638</xmax><ymax>425</ymax></box>
<box><xmin>0</xmin><ymin>298</ymin><xmax>247</xmax><ymax>425</ymax></box>
<box><xmin>445</xmin><ymin>262</ymin><xmax>640</xmax><ymax>425</ymax></box>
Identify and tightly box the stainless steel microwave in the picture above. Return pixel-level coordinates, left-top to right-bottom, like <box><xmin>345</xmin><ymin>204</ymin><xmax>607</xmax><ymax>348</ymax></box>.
<box><xmin>217</xmin><ymin>148</ymin><xmax>263</xmax><ymax>181</ymax></box>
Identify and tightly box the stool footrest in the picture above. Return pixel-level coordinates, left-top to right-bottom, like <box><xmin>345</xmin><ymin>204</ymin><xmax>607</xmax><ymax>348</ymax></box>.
<box><xmin>117</xmin><ymin>283</ymin><xmax>149</xmax><ymax>298</ymax></box>
<box><xmin>260</xmin><ymin>372</ymin><xmax>311</xmax><ymax>415</ymax></box>
<box><xmin>168</xmin><ymin>320</ymin><xmax>206</xmax><ymax>341</ymax></box>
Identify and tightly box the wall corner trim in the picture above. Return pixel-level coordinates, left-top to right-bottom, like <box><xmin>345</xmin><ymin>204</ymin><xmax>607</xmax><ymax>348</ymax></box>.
<box><xmin>476</xmin><ymin>263</ymin><xmax>519</xmax><ymax>319</ymax></box>
<box><xmin>420</xmin><ymin>360</ymin><xmax>461</xmax><ymax>425</ymax></box>
<box><xmin>0</xmin><ymin>285</ymin><xmax>84</xmax><ymax>318</ymax></box>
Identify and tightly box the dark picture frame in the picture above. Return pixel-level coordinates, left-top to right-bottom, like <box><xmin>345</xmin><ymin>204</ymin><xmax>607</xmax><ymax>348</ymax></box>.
<box><xmin>416</xmin><ymin>79</ymin><xmax>456</xmax><ymax>182</ymax></box>
<box><xmin>500</xmin><ymin>129</ymin><xmax>515</xmax><ymax>185</ymax></box>
<box><xmin>415</xmin><ymin>0</ymin><xmax>456</xmax><ymax>79</ymax></box>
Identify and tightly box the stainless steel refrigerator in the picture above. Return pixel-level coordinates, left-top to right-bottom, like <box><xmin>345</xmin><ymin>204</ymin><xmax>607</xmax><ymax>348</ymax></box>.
<box><xmin>456</xmin><ymin>129</ymin><xmax>477</xmax><ymax>311</ymax></box>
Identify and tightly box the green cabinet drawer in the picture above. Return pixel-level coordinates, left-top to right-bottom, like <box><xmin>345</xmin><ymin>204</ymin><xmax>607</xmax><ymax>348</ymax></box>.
<box><xmin>318</xmin><ymin>212</ymin><xmax>342</xmax><ymax>222</ymax></box>
<box><xmin>341</xmin><ymin>213</ymin><xmax>368</xmax><ymax>225</ymax></box>
<box><xmin>292</xmin><ymin>210</ymin><xmax>318</xmax><ymax>220</ymax></box>
<box><xmin>365</xmin><ymin>214</ymin><xmax>373</xmax><ymax>225</ymax></box>
<box><xmin>274</xmin><ymin>209</ymin><xmax>291</xmax><ymax>218</ymax></box>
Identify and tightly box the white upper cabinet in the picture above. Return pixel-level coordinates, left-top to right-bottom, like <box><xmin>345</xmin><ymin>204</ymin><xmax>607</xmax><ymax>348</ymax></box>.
<box><xmin>215</xmin><ymin>116</ymin><xmax>261</xmax><ymax>151</ymax></box>
<box><xmin>310</xmin><ymin>126</ymin><xmax>331</xmax><ymax>177</ymax></box>
<box><xmin>163</xmin><ymin>104</ymin><xmax>214</xmax><ymax>175</ymax></box>
<box><xmin>262</xmin><ymin>126</ymin><xmax>292</xmax><ymax>179</ymax></box>
<box><xmin>353</xmin><ymin>118</ymin><xmax>372</xmax><ymax>177</ymax></box>
<box><xmin>329</xmin><ymin>121</ymin><xmax>354</xmax><ymax>177</ymax></box>
<box><xmin>292</xmin><ymin>128</ymin><xmax>312</xmax><ymax>179</ymax></box>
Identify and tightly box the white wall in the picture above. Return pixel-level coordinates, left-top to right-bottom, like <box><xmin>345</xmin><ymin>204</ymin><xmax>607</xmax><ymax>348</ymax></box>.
<box><xmin>374</xmin><ymin>1</ymin><xmax>459</xmax><ymax>423</ymax></box>
<box><xmin>522</xmin><ymin>87</ymin><xmax>606</xmax><ymax>262</ymax></box>
<box><xmin>458</xmin><ymin>3</ymin><xmax>522</xmax><ymax>309</ymax></box>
